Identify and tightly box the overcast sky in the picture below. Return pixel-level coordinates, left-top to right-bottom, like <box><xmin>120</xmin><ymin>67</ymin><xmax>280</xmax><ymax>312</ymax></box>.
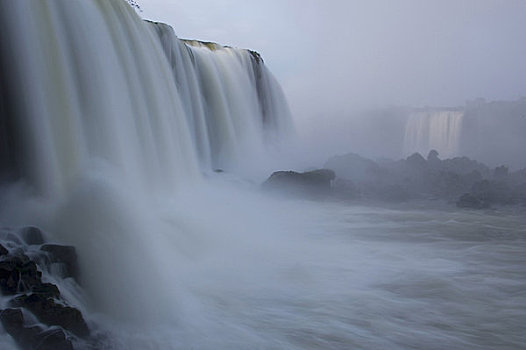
<box><xmin>141</xmin><ymin>0</ymin><xmax>526</xmax><ymax>124</ymax></box>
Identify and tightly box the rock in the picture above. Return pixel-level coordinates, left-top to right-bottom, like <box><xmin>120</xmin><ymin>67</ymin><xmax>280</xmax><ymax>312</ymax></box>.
<box><xmin>0</xmin><ymin>308</ymin><xmax>24</xmax><ymax>331</ymax></box>
<box><xmin>263</xmin><ymin>169</ymin><xmax>335</xmax><ymax>197</ymax></box>
<box><xmin>11</xmin><ymin>293</ymin><xmax>89</xmax><ymax>337</ymax></box>
<box><xmin>0</xmin><ymin>308</ymin><xmax>73</xmax><ymax>350</ymax></box>
<box><xmin>0</xmin><ymin>255</ymin><xmax>42</xmax><ymax>295</ymax></box>
<box><xmin>456</xmin><ymin>193</ymin><xmax>489</xmax><ymax>209</ymax></box>
<box><xmin>406</xmin><ymin>152</ymin><xmax>427</xmax><ymax>169</ymax></box>
<box><xmin>40</xmin><ymin>244</ymin><xmax>78</xmax><ymax>280</ymax></box>
<box><xmin>0</xmin><ymin>231</ymin><xmax>22</xmax><ymax>245</ymax></box>
<box><xmin>0</xmin><ymin>243</ymin><xmax>7</xmax><ymax>256</ymax></box>
<box><xmin>427</xmin><ymin>150</ymin><xmax>439</xmax><ymax>162</ymax></box>
<box><xmin>19</xmin><ymin>226</ymin><xmax>46</xmax><ymax>245</ymax></box>
<box><xmin>31</xmin><ymin>283</ymin><xmax>60</xmax><ymax>299</ymax></box>
<box><xmin>35</xmin><ymin>328</ymin><xmax>74</xmax><ymax>350</ymax></box>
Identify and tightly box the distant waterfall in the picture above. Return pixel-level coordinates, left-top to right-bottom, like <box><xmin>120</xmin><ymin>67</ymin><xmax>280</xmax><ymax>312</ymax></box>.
<box><xmin>0</xmin><ymin>0</ymin><xmax>292</xmax><ymax>197</ymax></box>
<box><xmin>403</xmin><ymin>110</ymin><xmax>464</xmax><ymax>158</ymax></box>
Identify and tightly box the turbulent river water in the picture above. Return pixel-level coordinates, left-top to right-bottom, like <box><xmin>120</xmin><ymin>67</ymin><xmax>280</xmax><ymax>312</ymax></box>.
<box><xmin>32</xmin><ymin>181</ymin><xmax>521</xmax><ymax>350</ymax></box>
<box><xmin>0</xmin><ymin>1</ymin><xmax>524</xmax><ymax>349</ymax></box>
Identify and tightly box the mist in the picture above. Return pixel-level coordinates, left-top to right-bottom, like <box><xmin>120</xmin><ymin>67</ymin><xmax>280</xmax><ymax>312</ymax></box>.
<box><xmin>142</xmin><ymin>1</ymin><xmax>526</xmax><ymax>153</ymax></box>
<box><xmin>0</xmin><ymin>1</ymin><xmax>525</xmax><ymax>350</ymax></box>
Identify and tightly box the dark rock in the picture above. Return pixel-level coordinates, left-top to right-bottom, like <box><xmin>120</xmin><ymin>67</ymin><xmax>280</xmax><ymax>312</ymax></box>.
<box><xmin>35</xmin><ymin>328</ymin><xmax>74</xmax><ymax>350</ymax></box>
<box><xmin>1</xmin><ymin>308</ymin><xmax>42</xmax><ymax>350</ymax></box>
<box><xmin>213</xmin><ymin>169</ymin><xmax>224</xmax><ymax>173</ymax></box>
<box><xmin>12</xmin><ymin>293</ymin><xmax>89</xmax><ymax>337</ymax></box>
<box><xmin>0</xmin><ymin>231</ymin><xmax>22</xmax><ymax>245</ymax></box>
<box><xmin>0</xmin><ymin>255</ymin><xmax>42</xmax><ymax>295</ymax></box>
<box><xmin>19</xmin><ymin>226</ymin><xmax>46</xmax><ymax>245</ymax></box>
<box><xmin>456</xmin><ymin>193</ymin><xmax>489</xmax><ymax>209</ymax></box>
<box><xmin>263</xmin><ymin>169</ymin><xmax>335</xmax><ymax>197</ymax></box>
<box><xmin>0</xmin><ymin>308</ymin><xmax>24</xmax><ymax>331</ymax></box>
<box><xmin>40</xmin><ymin>244</ymin><xmax>78</xmax><ymax>280</ymax></box>
<box><xmin>31</xmin><ymin>283</ymin><xmax>60</xmax><ymax>299</ymax></box>
<box><xmin>0</xmin><ymin>243</ymin><xmax>7</xmax><ymax>256</ymax></box>
<box><xmin>0</xmin><ymin>308</ymin><xmax>73</xmax><ymax>350</ymax></box>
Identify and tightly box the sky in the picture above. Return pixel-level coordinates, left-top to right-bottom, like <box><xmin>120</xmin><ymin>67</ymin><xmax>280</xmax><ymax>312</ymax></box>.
<box><xmin>141</xmin><ymin>0</ymin><xmax>526</xmax><ymax>130</ymax></box>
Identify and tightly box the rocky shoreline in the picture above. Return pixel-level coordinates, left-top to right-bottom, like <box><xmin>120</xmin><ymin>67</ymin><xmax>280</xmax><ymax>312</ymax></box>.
<box><xmin>0</xmin><ymin>227</ymin><xmax>90</xmax><ymax>350</ymax></box>
<box><xmin>263</xmin><ymin>151</ymin><xmax>526</xmax><ymax>209</ymax></box>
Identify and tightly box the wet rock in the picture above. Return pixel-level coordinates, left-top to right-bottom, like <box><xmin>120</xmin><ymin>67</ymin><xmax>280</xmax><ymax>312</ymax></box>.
<box><xmin>31</xmin><ymin>283</ymin><xmax>60</xmax><ymax>299</ymax></box>
<box><xmin>0</xmin><ymin>308</ymin><xmax>24</xmax><ymax>331</ymax></box>
<box><xmin>0</xmin><ymin>308</ymin><xmax>73</xmax><ymax>350</ymax></box>
<box><xmin>11</xmin><ymin>293</ymin><xmax>89</xmax><ymax>337</ymax></box>
<box><xmin>0</xmin><ymin>243</ymin><xmax>7</xmax><ymax>256</ymax></box>
<box><xmin>0</xmin><ymin>231</ymin><xmax>22</xmax><ymax>245</ymax></box>
<box><xmin>263</xmin><ymin>169</ymin><xmax>335</xmax><ymax>197</ymax></box>
<box><xmin>35</xmin><ymin>328</ymin><xmax>74</xmax><ymax>350</ymax></box>
<box><xmin>40</xmin><ymin>245</ymin><xmax>78</xmax><ymax>280</ymax></box>
<box><xmin>456</xmin><ymin>193</ymin><xmax>489</xmax><ymax>209</ymax></box>
<box><xmin>19</xmin><ymin>226</ymin><xmax>46</xmax><ymax>245</ymax></box>
<box><xmin>0</xmin><ymin>255</ymin><xmax>42</xmax><ymax>295</ymax></box>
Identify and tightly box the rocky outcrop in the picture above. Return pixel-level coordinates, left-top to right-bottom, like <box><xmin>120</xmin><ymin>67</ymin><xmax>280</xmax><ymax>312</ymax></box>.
<box><xmin>0</xmin><ymin>308</ymin><xmax>73</xmax><ymax>350</ymax></box>
<box><xmin>262</xmin><ymin>169</ymin><xmax>335</xmax><ymax>198</ymax></box>
<box><xmin>0</xmin><ymin>227</ymin><xmax>89</xmax><ymax>349</ymax></box>
<box><xmin>324</xmin><ymin>150</ymin><xmax>526</xmax><ymax>206</ymax></box>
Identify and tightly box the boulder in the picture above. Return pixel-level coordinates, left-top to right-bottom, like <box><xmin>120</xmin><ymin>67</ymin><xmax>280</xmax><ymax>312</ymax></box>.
<box><xmin>19</xmin><ymin>226</ymin><xmax>46</xmax><ymax>245</ymax></box>
<box><xmin>0</xmin><ymin>308</ymin><xmax>73</xmax><ymax>350</ymax></box>
<box><xmin>0</xmin><ymin>255</ymin><xmax>42</xmax><ymax>295</ymax></box>
<box><xmin>34</xmin><ymin>328</ymin><xmax>74</xmax><ymax>350</ymax></box>
<box><xmin>11</xmin><ymin>293</ymin><xmax>89</xmax><ymax>337</ymax></box>
<box><xmin>40</xmin><ymin>244</ymin><xmax>78</xmax><ymax>280</ymax></box>
<box><xmin>263</xmin><ymin>169</ymin><xmax>335</xmax><ymax>197</ymax></box>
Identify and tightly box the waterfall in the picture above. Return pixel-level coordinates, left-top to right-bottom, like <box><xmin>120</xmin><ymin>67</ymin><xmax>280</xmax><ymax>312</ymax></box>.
<box><xmin>0</xmin><ymin>0</ymin><xmax>292</xmax><ymax>198</ymax></box>
<box><xmin>0</xmin><ymin>0</ymin><xmax>294</xmax><ymax>342</ymax></box>
<box><xmin>403</xmin><ymin>110</ymin><xmax>464</xmax><ymax>158</ymax></box>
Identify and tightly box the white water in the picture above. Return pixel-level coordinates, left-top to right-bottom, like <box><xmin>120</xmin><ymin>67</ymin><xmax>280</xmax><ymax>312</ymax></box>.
<box><xmin>404</xmin><ymin>110</ymin><xmax>464</xmax><ymax>158</ymax></box>
<box><xmin>1</xmin><ymin>1</ymin><xmax>525</xmax><ymax>350</ymax></box>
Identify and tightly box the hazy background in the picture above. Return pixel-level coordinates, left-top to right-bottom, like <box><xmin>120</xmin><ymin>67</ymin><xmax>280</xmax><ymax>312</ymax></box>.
<box><xmin>142</xmin><ymin>0</ymin><xmax>526</xmax><ymax>164</ymax></box>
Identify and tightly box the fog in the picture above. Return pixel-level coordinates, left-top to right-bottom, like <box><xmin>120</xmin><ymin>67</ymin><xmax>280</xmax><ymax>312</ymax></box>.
<box><xmin>142</xmin><ymin>0</ymin><xmax>526</xmax><ymax>137</ymax></box>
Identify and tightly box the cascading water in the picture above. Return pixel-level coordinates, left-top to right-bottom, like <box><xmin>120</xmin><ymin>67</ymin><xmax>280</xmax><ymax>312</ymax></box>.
<box><xmin>0</xmin><ymin>0</ymin><xmax>295</xmax><ymax>347</ymax></box>
<box><xmin>2</xmin><ymin>1</ymin><xmax>525</xmax><ymax>350</ymax></box>
<box><xmin>403</xmin><ymin>110</ymin><xmax>464</xmax><ymax>158</ymax></box>
<box><xmin>0</xmin><ymin>0</ymin><xmax>293</xmax><ymax>197</ymax></box>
